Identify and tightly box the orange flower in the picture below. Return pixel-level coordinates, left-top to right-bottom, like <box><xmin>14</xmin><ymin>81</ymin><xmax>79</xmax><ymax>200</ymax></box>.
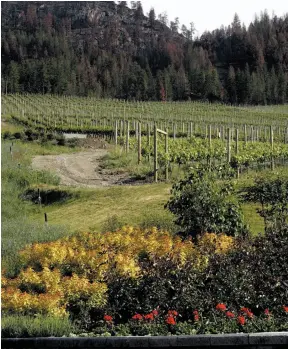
<box><xmin>226</xmin><ymin>311</ymin><xmax>235</xmax><ymax>318</ymax></box>
<box><xmin>216</xmin><ymin>303</ymin><xmax>226</xmax><ymax>312</ymax></box>
<box><xmin>144</xmin><ymin>313</ymin><xmax>154</xmax><ymax>321</ymax></box>
<box><xmin>237</xmin><ymin>315</ymin><xmax>245</xmax><ymax>325</ymax></box>
<box><xmin>240</xmin><ymin>307</ymin><xmax>253</xmax><ymax>318</ymax></box>
<box><xmin>283</xmin><ymin>306</ymin><xmax>288</xmax><ymax>313</ymax></box>
<box><xmin>166</xmin><ymin>315</ymin><xmax>176</xmax><ymax>325</ymax></box>
<box><xmin>168</xmin><ymin>310</ymin><xmax>178</xmax><ymax>316</ymax></box>
<box><xmin>132</xmin><ymin>313</ymin><xmax>143</xmax><ymax>320</ymax></box>
<box><xmin>104</xmin><ymin>315</ymin><xmax>113</xmax><ymax>322</ymax></box>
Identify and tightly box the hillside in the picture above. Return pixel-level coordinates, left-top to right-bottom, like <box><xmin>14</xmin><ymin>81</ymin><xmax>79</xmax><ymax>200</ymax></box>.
<box><xmin>1</xmin><ymin>1</ymin><xmax>288</xmax><ymax>104</ymax></box>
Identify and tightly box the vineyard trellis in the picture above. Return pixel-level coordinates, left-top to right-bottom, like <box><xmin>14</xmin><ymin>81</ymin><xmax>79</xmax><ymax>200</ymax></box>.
<box><xmin>2</xmin><ymin>94</ymin><xmax>288</xmax><ymax>181</ymax></box>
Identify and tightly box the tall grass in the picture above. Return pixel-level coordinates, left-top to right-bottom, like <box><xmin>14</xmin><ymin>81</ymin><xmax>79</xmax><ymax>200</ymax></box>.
<box><xmin>1</xmin><ymin>141</ymin><xmax>72</xmax><ymax>276</ymax></box>
<box><xmin>1</xmin><ymin>315</ymin><xmax>76</xmax><ymax>338</ymax></box>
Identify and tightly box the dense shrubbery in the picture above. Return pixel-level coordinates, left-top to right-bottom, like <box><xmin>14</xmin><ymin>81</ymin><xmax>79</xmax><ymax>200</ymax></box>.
<box><xmin>2</xmin><ymin>228</ymin><xmax>233</xmax><ymax>326</ymax></box>
<box><xmin>2</xmin><ymin>225</ymin><xmax>288</xmax><ymax>335</ymax></box>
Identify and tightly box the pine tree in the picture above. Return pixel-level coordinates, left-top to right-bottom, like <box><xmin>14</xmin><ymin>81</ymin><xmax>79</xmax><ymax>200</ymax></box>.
<box><xmin>148</xmin><ymin>8</ymin><xmax>156</xmax><ymax>28</ymax></box>
<box><xmin>226</xmin><ymin>65</ymin><xmax>237</xmax><ymax>104</ymax></box>
<box><xmin>8</xmin><ymin>61</ymin><xmax>20</xmax><ymax>92</ymax></box>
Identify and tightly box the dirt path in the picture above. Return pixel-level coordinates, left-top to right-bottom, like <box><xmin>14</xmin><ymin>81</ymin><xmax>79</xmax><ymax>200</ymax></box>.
<box><xmin>32</xmin><ymin>150</ymin><xmax>130</xmax><ymax>188</ymax></box>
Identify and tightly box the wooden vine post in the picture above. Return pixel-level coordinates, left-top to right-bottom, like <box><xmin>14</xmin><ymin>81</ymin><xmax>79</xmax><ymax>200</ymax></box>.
<box><xmin>126</xmin><ymin>120</ymin><xmax>129</xmax><ymax>153</ymax></box>
<box><xmin>270</xmin><ymin>125</ymin><xmax>274</xmax><ymax>170</ymax></box>
<box><xmin>227</xmin><ymin>128</ymin><xmax>231</xmax><ymax>164</ymax></box>
<box><xmin>208</xmin><ymin>124</ymin><xmax>212</xmax><ymax>168</ymax></box>
<box><xmin>154</xmin><ymin>124</ymin><xmax>158</xmax><ymax>182</ymax></box>
<box><xmin>138</xmin><ymin>121</ymin><xmax>141</xmax><ymax>164</ymax></box>
<box><xmin>147</xmin><ymin>123</ymin><xmax>151</xmax><ymax>163</ymax></box>
<box><xmin>115</xmin><ymin>120</ymin><xmax>118</xmax><ymax>145</ymax></box>
<box><xmin>190</xmin><ymin>122</ymin><xmax>193</xmax><ymax>138</ymax></box>
<box><xmin>236</xmin><ymin>128</ymin><xmax>239</xmax><ymax>178</ymax></box>
<box><xmin>244</xmin><ymin>124</ymin><xmax>247</xmax><ymax>143</ymax></box>
<box><xmin>165</xmin><ymin>128</ymin><xmax>169</xmax><ymax>182</ymax></box>
<box><xmin>153</xmin><ymin>126</ymin><xmax>169</xmax><ymax>183</ymax></box>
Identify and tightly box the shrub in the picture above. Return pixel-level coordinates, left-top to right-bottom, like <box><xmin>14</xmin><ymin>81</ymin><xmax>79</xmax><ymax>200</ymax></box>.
<box><xmin>56</xmin><ymin>134</ymin><xmax>66</xmax><ymax>146</ymax></box>
<box><xmin>203</xmin><ymin>225</ymin><xmax>288</xmax><ymax>314</ymax></box>
<box><xmin>24</xmin><ymin>129</ymin><xmax>39</xmax><ymax>141</ymax></box>
<box><xmin>106</xmin><ymin>226</ymin><xmax>288</xmax><ymax>325</ymax></box>
<box><xmin>13</xmin><ymin>131</ymin><xmax>25</xmax><ymax>140</ymax></box>
<box><xmin>101</xmin><ymin>215</ymin><xmax>124</xmax><ymax>233</ymax></box>
<box><xmin>66</xmin><ymin>138</ymin><xmax>79</xmax><ymax>148</ymax></box>
<box><xmin>244</xmin><ymin>173</ymin><xmax>288</xmax><ymax>231</ymax></box>
<box><xmin>2</xmin><ymin>130</ymin><xmax>12</xmax><ymax>139</ymax></box>
<box><xmin>166</xmin><ymin>167</ymin><xmax>248</xmax><ymax>238</ymax></box>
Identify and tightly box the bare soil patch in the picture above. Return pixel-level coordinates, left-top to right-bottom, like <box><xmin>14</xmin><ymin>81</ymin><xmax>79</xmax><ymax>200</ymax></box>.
<box><xmin>32</xmin><ymin>149</ymin><xmax>132</xmax><ymax>187</ymax></box>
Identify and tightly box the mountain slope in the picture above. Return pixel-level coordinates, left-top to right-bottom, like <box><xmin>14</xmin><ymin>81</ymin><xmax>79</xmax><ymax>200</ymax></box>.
<box><xmin>1</xmin><ymin>1</ymin><xmax>288</xmax><ymax>104</ymax></box>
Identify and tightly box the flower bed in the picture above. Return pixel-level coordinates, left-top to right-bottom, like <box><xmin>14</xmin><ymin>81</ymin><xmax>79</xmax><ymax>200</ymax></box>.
<box><xmin>2</xmin><ymin>226</ymin><xmax>288</xmax><ymax>335</ymax></box>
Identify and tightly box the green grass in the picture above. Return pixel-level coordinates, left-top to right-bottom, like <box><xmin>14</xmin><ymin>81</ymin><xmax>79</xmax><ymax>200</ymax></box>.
<box><xmin>1</xmin><ymin>140</ymin><xmax>79</xmax><ymax>275</ymax></box>
<box><xmin>29</xmin><ymin>180</ymin><xmax>266</xmax><ymax>237</ymax></box>
<box><xmin>1</xmin><ymin>315</ymin><xmax>76</xmax><ymax>338</ymax></box>
<box><xmin>30</xmin><ymin>183</ymin><xmax>174</xmax><ymax>232</ymax></box>
<box><xmin>2</xmin><ymin>136</ymin><xmax>270</xmax><ymax>276</ymax></box>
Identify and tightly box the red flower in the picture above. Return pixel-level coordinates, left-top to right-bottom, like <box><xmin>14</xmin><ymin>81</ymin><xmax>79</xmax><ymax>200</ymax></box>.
<box><xmin>166</xmin><ymin>315</ymin><xmax>176</xmax><ymax>325</ymax></box>
<box><xmin>152</xmin><ymin>309</ymin><xmax>158</xmax><ymax>316</ymax></box>
<box><xmin>246</xmin><ymin>310</ymin><xmax>253</xmax><ymax>318</ymax></box>
<box><xmin>216</xmin><ymin>303</ymin><xmax>226</xmax><ymax>312</ymax></box>
<box><xmin>132</xmin><ymin>313</ymin><xmax>143</xmax><ymax>320</ymax></box>
<box><xmin>144</xmin><ymin>313</ymin><xmax>154</xmax><ymax>321</ymax></box>
<box><xmin>283</xmin><ymin>306</ymin><xmax>288</xmax><ymax>313</ymax></box>
<box><xmin>226</xmin><ymin>311</ymin><xmax>235</xmax><ymax>318</ymax></box>
<box><xmin>168</xmin><ymin>310</ymin><xmax>178</xmax><ymax>316</ymax></box>
<box><xmin>240</xmin><ymin>307</ymin><xmax>253</xmax><ymax>318</ymax></box>
<box><xmin>192</xmin><ymin>309</ymin><xmax>199</xmax><ymax>321</ymax></box>
<box><xmin>237</xmin><ymin>315</ymin><xmax>245</xmax><ymax>326</ymax></box>
<box><xmin>104</xmin><ymin>315</ymin><xmax>113</xmax><ymax>322</ymax></box>
<box><xmin>264</xmin><ymin>309</ymin><xmax>270</xmax><ymax>315</ymax></box>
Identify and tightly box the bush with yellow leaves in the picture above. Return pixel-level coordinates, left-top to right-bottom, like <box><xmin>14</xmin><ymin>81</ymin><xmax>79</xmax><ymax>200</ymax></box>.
<box><xmin>2</xmin><ymin>227</ymin><xmax>234</xmax><ymax>323</ymax></box>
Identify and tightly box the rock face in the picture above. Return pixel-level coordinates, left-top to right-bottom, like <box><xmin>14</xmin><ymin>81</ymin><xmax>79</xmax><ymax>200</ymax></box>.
<box><xmin>1</xmin><ymin>1</ymin><xmax>183</xmax><ymax>53</ymax></box>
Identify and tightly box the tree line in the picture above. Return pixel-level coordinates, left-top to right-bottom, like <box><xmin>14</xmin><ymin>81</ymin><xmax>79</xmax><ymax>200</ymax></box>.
<box><xmin>1</xmin><ymin>1</ymin><xmax>288</xmax><ymax>104</ymax></box>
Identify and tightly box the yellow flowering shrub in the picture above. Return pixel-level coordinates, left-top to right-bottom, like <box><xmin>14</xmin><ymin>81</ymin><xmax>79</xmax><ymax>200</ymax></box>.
<box><xmin>2</xmin><ymin>227</ymin><xmax>234</xmax><ymax>318</ymax></box>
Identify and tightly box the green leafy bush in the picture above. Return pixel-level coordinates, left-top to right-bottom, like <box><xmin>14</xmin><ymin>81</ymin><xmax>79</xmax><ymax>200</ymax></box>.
<box><xmin>166</xmin><ymin>167</ymin><xmax>248</xmax><ymax>237</ymax></box>
<box><xmin>244</xmin><ymin>173</ymin><xmax>288</xmax><ymax>231</ymax></box>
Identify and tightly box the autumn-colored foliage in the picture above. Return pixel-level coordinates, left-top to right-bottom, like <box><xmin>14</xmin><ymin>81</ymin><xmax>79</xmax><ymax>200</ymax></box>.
<box><xmin>2</xmin><ymin>227</ymin><xmax>234</xmax><ymax>318</ymax></box>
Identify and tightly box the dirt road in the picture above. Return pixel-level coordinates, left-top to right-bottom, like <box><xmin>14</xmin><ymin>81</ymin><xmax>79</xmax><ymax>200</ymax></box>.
<box><xmin>32</xmin><ymin>150</ymin><xmax>129</xmax><ymax>187</ymax></box>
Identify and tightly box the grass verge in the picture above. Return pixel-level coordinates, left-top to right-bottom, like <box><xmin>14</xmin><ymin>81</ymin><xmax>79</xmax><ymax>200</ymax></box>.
<box><xmin>1</xmin><ymin>315</ymin><xmax>76</xmax><ymax>338</ymax></box>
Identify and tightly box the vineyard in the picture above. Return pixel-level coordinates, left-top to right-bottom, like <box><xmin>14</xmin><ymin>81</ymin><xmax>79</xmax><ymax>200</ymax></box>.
<box><xmin>2</xmin><ymin>94</ymin><xmax>288</xmax><ymax>133</ymax></box>
<box><xmin>2</xmin><ymin>94</ymin><xmax>288</xmax><ymax>179</ymax></box>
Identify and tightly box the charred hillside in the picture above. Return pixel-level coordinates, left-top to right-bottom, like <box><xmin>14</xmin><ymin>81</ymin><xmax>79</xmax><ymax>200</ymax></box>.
<box><xmin>1</xmin><ymin>1</ymin><xmax>288</xmax><ymax>104</ymax></box>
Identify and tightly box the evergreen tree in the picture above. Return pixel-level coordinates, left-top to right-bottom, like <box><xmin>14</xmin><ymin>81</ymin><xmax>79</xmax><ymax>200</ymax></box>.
<box><xmin>226</xmin><ymin>65</ymin><xmax>237</xmax><ymax>104</ymax></box>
